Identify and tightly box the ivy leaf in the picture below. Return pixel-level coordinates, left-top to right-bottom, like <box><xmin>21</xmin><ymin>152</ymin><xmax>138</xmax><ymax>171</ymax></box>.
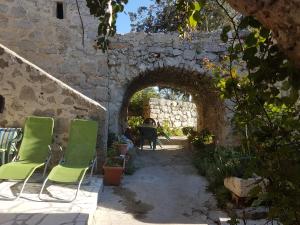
<box><xmin>238</xmin><ymin>16</ymin><xmax>250</xmax><ymax>29</ymax></box>
<box><xmin>248</xmin><ymin>17</ymin><xmax>261</xmax><ymax>28</ymax></box>
<box><xmin>260</xmin><ymin>27</ymin><xmax>271</xmax><ymax>39</ymax></box>
<box><xmin>188</xmin><ymin>1</ymin><xmax>203</xmax><ymax>28</ymax></box>
<box><xmin>242</xmin><ymin>47</ymin><xmax>257</xmax><ymax>62</ymax></box>
<box><xmin>189</xmin><ymin>14</ymin><xmax>198</xmax><ymax>28</ymax></box>
<box><xmin>245</xmin><ymin>33</ymin><xmax>258</xmax><ymax>47</ymax></box>
<box><xmin>221</xmin><ymin>25</ymin><xmax>231</xmax><ymax>43</ymax></box>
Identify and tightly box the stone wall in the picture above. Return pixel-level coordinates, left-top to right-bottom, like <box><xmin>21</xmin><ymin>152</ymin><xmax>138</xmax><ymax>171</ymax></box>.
<box><xmin>0</xmin><ymin>0</ymin><xmax>237</xmax><ymax>145</ymax></box>
<box><xmin>0</xmin><ymin>43</ymin><xmax>108</xmax><ymax>168</ymax></box>
<box><xmin>0</xmin><ymin>0</ymin><xmax>109</xmax><ymax>104</ymax></box>
<box><xmin>144</xmin><ymin>98</ymin><xmax>197</xmax><ymax>129</ymax></box>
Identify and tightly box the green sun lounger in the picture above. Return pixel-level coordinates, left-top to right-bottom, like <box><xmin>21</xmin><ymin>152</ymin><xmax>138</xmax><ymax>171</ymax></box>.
<box><xmin>0</xmin><ymin>116</ymin><xmax>54</xmax><ymax>200</ymax></box>
<box><xmin>39</xmin><ymin>119</ymin><xmax>98</xmax><ymax>202</ymax></box>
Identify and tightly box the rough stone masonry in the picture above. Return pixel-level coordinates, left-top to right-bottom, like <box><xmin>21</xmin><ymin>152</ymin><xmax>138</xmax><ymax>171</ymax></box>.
<box><xmin>0</xmin><ymin>0</ymin><xmax>236</xmax><ymax>145</ymax></box>
<box><xmin>144</xmin><ymin>98</ymin><xmax>197</xmax><ymax>129</ymax></box>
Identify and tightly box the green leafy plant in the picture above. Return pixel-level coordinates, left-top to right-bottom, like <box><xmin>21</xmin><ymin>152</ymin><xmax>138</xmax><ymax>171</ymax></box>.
<box><xmin>105</xmin><ymin>156</ymin><xmax>124</xmax><ymax>167</ymax></box>
<box><xmin>128</xmin><ymin>116</ymin><xmax>143</xmax><ymax>129</ymax></box>
<box><xmin>128</xmin><ymin>88</ymin><xmax>159</xmax><ymax>116</ymax></box>
<box><xmin>182</xmin><ymin>126</ymin><xmax>194</xmax><ymax>136</ymax></box>
<box><xmin>157</xmin><ymin>120</ymin><xmax>184</xmax><ymax>136</ymax></box>
<box><xmin>187</xmin><ymin>128</ymin><xmax>215</xmax><ymax>148</ymax></box>
<box><xmin>107</xmin><ymin>132</ymin><xmax>118</xmax><ymax>148</ymax></box>
<box><xmin>202</xmin><ymin>7</ymin><xmax>300</xmax><ymax>224</ymax></box>
<box><xmin>106</xmin><ymin>147</ymin><xmax>124</xmax><ymax>167</ymax></box>
<box><xmin>192</xmin><ymin>144</ymin><xmax>255</xmax><ymax>208</ymax></box>
<box><xmin>85</xmin><ymin>0</ymin><xmax>128</xmax><ymax>51</ymax></box>
<box><xmin>107</xmin><ymin>147</ymin><xmax>119</xmax><ymax>158</ymax></box>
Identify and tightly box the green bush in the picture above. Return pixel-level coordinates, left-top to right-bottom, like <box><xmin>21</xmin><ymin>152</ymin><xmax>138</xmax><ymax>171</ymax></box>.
<box><xmin>128</xmin><ymin>88</ymin><xmax>159</xmax><ymax>116</ymax></box>
<box><xmin>182</xmin><ymin>127</ymin><xmax>194</xmax><ymax>136</ymax></box>
<box><xmin>158</xmin><ymin>120</ymin><xmax>184</xmax><ymax>136</ymax></box>
<box><xmin>171</xmin><ymin>128</ymin><xmax>184</xmax><ymax>136</ymax></box>
<box><xmin>192</xmin><ymin>143</ymin><xmax>255</xmax><ymax>208</ymax></box>
<box><xmin>128</xmin><ymin>116</ymin><xmax>143</xmax><ymax>129</ymax></box>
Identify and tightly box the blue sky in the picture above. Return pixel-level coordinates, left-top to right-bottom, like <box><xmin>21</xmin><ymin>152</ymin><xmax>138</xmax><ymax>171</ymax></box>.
<box><xmin>116</xmin><ymin>0</ymin><xmax>153</xmax><ymax>34</ymax></box>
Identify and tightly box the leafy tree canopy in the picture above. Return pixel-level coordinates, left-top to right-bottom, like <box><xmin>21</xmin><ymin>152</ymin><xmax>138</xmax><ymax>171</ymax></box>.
<box><xmin>158</xmin><ymin>87</ymin><xmax>191</xmax><ymax>101</ymax></box>
<box><xmin>129</xmin><ymin>87</ymin><xmax>159</xmax><ymax>116</ymax></box>
<box><xmin>129</xmin><ymin>0</ymin><xmax>234</xmax><ymax>33</ymax></box>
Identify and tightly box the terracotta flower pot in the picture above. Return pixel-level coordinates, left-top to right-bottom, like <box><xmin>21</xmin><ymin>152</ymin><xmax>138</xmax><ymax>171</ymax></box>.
<box><xmin>103</xmin><ymin>165</ymin><xmax>124</xmax><ymax>186</ymax></box>
<box><xmin>115</xmin><ymin>143</ymin><xmax>128</xmax><ymax>155</ymax></box>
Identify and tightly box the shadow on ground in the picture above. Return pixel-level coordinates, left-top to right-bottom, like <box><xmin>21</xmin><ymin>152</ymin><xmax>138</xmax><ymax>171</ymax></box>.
<box><xmin>95</xmin><ymin>147</ymin><xmax>228</xmax><ymax>225</ymax></box>
<box><xmin>0</xmin><ymin>213</ymin><xmax>88</xmax><ymax>225</ymax></box>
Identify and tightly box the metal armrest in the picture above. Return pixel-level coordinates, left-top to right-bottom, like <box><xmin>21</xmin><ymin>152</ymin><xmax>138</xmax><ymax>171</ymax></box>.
<box><xmin>10</xmin><ymin>130</ymin><xmax>23</xmax><ymax>144</ymax></box>
<box><xmin>5</xmin><ymin>129</ymin><xmax>23</xmax><ymax>161</ymax></box>
<box><xmin>89</xmin><ymin>156</ymin><xmax>97</xmax><ymax>177</ymax></box>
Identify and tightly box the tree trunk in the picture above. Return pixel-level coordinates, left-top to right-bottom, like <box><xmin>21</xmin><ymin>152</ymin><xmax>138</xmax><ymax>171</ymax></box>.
<box><xmin>226</xmin><ymin>0</ymin><xmax>300</xmax><ymax>68</ymax></box>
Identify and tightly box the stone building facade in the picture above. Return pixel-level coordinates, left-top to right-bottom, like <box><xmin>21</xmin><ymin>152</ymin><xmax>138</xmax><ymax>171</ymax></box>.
<box><xmin>144</xmin><ymin>98</ymin><xmax>197</xmax><ymax>129</ymax></box>
<box><xmin>0</xmin><ymin>0</ymin><xmax>236</xmax><ymax>145</ymax></box>
<box><xmin>0</xmin><ymin>43</ymin><xmax>107</xmax><ymax>167</ymax></box>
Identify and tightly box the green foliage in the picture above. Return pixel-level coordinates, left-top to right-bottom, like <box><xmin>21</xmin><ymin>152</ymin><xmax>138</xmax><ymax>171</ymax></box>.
<box><xmin>85</xmin><ymin>0</ymin><xmax>128</xmax><ymax>51</ymax></box>
<box><xmin>107</xmin><ymin>132</ymin><xmax>118</xmax><ymax>148</ymax></box>
<box><xmin>186</xmin><ymin>128</ymin><xmax>214</xmax><ymax>148</ymax></box>
<box><xmin>182</xmin><ymin>126</ymin><xmax>194</xmax><ymax>136</ymax></box>
<box><xmin>86</xmin><ymin>1</ymin><xmax>300</xmax><ymax>223</ymax></box>
<box><xmin>105</xmin><ymin>156</ymin><xmax>124</xmax><ymax>167</ymax></box>
<box><xmin>158</xmin><ymin>87</ymin><xmax>190</xmax><ymax>101</ymax></box>
<box><xmin>129</xmin><ymin>0</ymin><xmax>233</xmax><ymax>33</ymax></box>
<box><xmin>127</xmin><ymin>116</ymin><xmax>143</xmax><ymax>129</ymax></box>
<box><xmin>204</xmin><ymin>12</ymin><xmax>300</xmax><ymax>225</ymax></box>
<box><xmin>106</xmin><ymin>147</ymin><xmax>123</xmax><ymax>169</ymax></box>
<box><xmin>107</xmin><ymin>147</ymin><xmax>119</xmax><ymax>158</ymax></box>
<box><xmin>128</xmin><ymin>87</ymin><xmax>159</xmax><ymax>116</ymax></box>
<box><xmin>171</xmin><ymin>128</ymin><xmax>184</xmax><ymax>136</ymax></box>
<box><xmin>192</xmin><ymin>144</ymin><xmax>254</xmax><ymax>208</ymax></box>
<box><xmin>157</xmin><ymin>120</ymin><xmax>184</xmax><ymax>136</ymax></box>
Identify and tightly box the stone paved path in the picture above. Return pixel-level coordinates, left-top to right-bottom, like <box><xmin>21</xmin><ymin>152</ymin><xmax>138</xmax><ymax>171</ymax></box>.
<box><xmin>94</xmin><ymin>145</ymin><xmax>228</xmax><ymax>225</ymax></box>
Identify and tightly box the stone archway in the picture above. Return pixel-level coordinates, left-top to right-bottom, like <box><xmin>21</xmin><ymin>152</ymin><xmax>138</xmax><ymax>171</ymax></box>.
<box><xmin>104</xmin><ymin>32</ymin><xmax>236</xmax><ymax>145</ymax></box>
<box><xmin>118</xmin><ymin>67</ymin><xmax>227</xmax><ymax>144</ymax></box>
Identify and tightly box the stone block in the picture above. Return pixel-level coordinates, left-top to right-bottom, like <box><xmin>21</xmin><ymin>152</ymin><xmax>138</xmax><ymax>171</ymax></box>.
<box><xmin>224</xmin><ymin>177</ymin><xmax>268</xmax><ymax>198</ymax></box>
<box><xmin>95</xmin><ymin>86</ymin><xmax>108</xmax><ymax>102</ymax></box>
<box><xmin>10</xmin><ymin>6</ymin><xmax>26</xmax><ymax>18</ymax></box>
<box><xmin>0</xmin><ymin>4</ymin><xmax>8</xmax><ymax>13</ymax></box>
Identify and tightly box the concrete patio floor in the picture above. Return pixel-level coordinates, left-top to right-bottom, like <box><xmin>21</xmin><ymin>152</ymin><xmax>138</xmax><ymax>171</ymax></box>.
<box><xmin>94</xmin><ymin>145</ymin><xmax>229</xmax><ymax>225</ymax></box>
<box><xmin>94</xmin><ymin>142</ymin><xmax>269</xmax><ymax>225</ymax></box>
<box><xmin>0</xmin><ymin>176</ymin><xmax>102</xmax><ymax>225</ymax></box>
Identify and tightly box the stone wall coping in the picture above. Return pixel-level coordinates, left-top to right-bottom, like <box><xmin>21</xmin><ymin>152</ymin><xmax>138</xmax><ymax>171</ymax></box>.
<box><xmin>0</xmin><ymin>43</ymin><xmax>107</xmax><ymax>112</ymax></box>
<box><xmin>112</xmin><ymin>30</ymin><xmax>222</xmax><ymax>40</ymax></box>
<box><xmin>148</xmin><ymin>97</ymin><xmax>194</xmax><ymax>104</ymax></box>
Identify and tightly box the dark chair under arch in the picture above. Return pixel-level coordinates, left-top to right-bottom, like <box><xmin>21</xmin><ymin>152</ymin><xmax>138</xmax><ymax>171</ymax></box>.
<box><xmin>138</xmin><ymin>126</ymin><xmax>157</xmax><ymax>150</ymax></box>
<box><xmin>143</xmin><ymin>118</ymin><xmax>156</xmax><ymax>126</ymax></box>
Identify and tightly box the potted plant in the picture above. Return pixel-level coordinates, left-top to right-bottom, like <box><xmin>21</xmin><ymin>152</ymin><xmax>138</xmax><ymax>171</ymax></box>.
<box><xmin>114</xmin><ymin>136</ymin><xmax>129</xmax><ymax>155</ymax></box>
<box><xmin>103</xmin><ymin>148</ymin><xmax>125</xmax><ymax>186</ymax></box>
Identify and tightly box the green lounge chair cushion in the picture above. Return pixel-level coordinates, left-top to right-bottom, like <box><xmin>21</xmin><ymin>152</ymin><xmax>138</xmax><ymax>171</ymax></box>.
<box><xmin>47</xmin><ymin>119</ymin><xmax>98</xmax><ymax>183</ymax></box>
<box><xmin>18</xmin><ymin>117</ymin><xmax>53</xmax><ymax>163</ymax></box>
<box><xmin>0</xmin><ymin>161</ymin><xmax>44</xmax><ymax>180</ymax></box>
<box><xmin>48</xmin><ymin>165</ymin><xmax>88</xmax><ymax>183</ymax></box>
<box><xmin>0</xmin><ymin>116</ymin><xmax>54</xmax><ymax>180</ymax></box>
